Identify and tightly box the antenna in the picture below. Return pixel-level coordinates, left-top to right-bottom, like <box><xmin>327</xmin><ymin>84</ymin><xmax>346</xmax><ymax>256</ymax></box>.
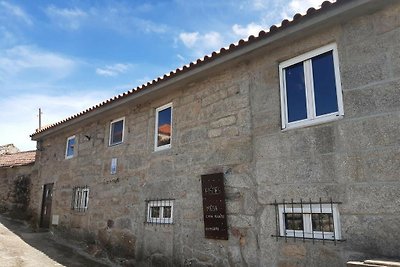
<box><xmin>38</xmin><ymin>108</ymin><xmax>43</xmax><ymax>130</ymax></box>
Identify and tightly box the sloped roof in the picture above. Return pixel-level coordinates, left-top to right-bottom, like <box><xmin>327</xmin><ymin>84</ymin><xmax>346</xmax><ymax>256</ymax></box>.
<box><xmin>31</xmin><ymin>0</ymin><xmax>374</xmax><ymax>139</ymax></box>
<box><xmin>0</xmin><ymin>151</ymin><xmax>36</xmax><ymax>168</ymax></box>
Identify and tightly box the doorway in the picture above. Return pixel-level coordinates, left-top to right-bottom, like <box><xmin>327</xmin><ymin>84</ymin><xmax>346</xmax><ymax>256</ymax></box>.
<box><xmin>40</xmin><ymin>183</ymin><xmax>53</xmax><ymax>228</ymax></box>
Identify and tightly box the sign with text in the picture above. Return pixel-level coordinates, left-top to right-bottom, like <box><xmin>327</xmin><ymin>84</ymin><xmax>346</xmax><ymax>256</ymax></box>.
<box><xmin>201</xmin><ymin>173</ymin><xmax>228</xmax><ymax>240</ymax></box>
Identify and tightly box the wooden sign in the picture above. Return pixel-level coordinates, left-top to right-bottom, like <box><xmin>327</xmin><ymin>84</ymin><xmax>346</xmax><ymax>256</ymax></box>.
<box><xmin>201</xmin><ymin>173</ymin><xmax>228</xmax><ymax>240</ymax></box>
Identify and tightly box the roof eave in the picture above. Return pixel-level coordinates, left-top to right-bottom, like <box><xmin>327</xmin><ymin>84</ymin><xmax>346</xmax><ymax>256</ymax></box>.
<box><xmin>31</xmin><ymin>0</ymin><xmax>388</xmax><ymax>141</ymax></box>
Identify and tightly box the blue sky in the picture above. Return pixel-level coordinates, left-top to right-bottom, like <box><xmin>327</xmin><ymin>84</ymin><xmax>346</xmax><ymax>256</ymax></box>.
<box><xmin>0</xmin><ymin>0</ymin><xmax>325</xmax><ymax>151</ymax></box>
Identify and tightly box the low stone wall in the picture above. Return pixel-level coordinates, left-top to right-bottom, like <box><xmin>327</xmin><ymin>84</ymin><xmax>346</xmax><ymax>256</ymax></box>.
<box><xmin>0</xmin><ymin>166</ymin><xmax>33</xmax><ymax>217</ymax></box>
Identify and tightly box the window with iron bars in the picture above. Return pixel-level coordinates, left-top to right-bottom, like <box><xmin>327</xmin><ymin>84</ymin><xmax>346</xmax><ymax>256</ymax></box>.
<box><xmin>71</xmin><ymin>186</ymin><xmax>89</xmax><ymax>212</ymax></box>
<box><xmin>271</xmin><ymin>198</ymin><xmax>343</xmax><ymax>244</ymax></box>
<box><xmin>146</xmin><ymin>199</ymin><xmax>174</xmax><ymax>225</ymax></box>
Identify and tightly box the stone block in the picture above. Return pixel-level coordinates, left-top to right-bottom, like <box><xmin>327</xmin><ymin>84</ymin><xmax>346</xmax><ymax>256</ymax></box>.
<box><xmin>210</xmin><ymin>116</ymin><xmax>236</xmax><ymax>128</ymax></box>
<box><xmin>179</xmin><ymin>127</ymin><xmax>207</xmax><ymax>145</ymax></box>
<box><xmin>343</xmin><ymin>80</ymin><xmax>400</xmax><ymax>118</ymax></box>
<box><xmin>208</xmin><ymin>129</ymin><xmax>222</xmax><ymax>138</ymax></box>
<box><xmin>228</xmin><ymin>215</ymin><xmax>255</xmax><ymax>228</ymax></box>
<box><xmin>340</xmin><ymin>39</ymin><xmax>390</xmax><ymax>90</ymax></box>
<box><xmin>337</xmin><ymin>113</ymin><xmax>400</xmax><ymax>152</ymax></box>
<box><xmin>281</xmin><ymin>244</ymin><xmax>306</xmax><ymax>259</ymax></box>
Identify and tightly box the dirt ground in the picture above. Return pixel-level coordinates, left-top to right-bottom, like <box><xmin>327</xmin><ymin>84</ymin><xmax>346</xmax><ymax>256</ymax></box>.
<box><xmin>0</xmin><ymin>214</ymin><xmax>112</xmax><ymax>267</ymax></box>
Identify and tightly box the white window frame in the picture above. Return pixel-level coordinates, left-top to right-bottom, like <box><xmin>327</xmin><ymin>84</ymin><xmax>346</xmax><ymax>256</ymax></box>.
<box><xmin>73</xmin><ymin>187</ymin><xmax>89</xmax><ymax>211</ymax></box>
<box><xmin>154</xmin><ymin>103</ymin><xmax>173</xmax><ymax>151</ymax></box>
<box><xmin>279</xmin><ymin>43</ymin><xmax>344</xmax><ymax>130</ymax></box>
<box><xmin>147</xmin><ymin>200</ymin><xmax>174</xmax><ymax>224</ymax></box>
<box><xmin>65</xmin><ymin>135</ymin><xmax>76</xmax><ymax>159</ymax></box>
<box><xmin>109</xmin><ymin>117</ymin><xmax>125</xmax><ymax>146</ymax></box>
<box><xmin>278</xmin><ymin>203</ymin><xmax>341</xmax><ymax>240</ymax></box>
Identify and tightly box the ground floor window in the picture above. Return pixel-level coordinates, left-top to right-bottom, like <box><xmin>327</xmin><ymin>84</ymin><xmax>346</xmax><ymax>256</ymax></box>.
<box><xmin>272</xmin><ymin>199</ymin><xmax>342</xmax><ymax>242</ymax></box>
<box><xmin>146</xmin><ymin>199</ymin><xmax>174</xmax><ymax>224</ymax></box>
<box><xmin>71</xmin><ymin>186</ymin><xmax>89</xmax><ymax>212</ymax></box>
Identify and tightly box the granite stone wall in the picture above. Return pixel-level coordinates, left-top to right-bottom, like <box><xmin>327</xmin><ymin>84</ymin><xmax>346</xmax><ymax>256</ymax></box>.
<box><xmin>30</xmin><ymin>2</ymin><xmax>400</xmax><ymax>266</ymax></box>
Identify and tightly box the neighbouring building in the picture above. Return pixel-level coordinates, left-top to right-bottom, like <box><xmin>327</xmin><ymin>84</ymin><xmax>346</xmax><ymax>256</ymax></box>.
<box><xmin>29</xmin><ymin>1</ymin><xmax>400</xmax><ymax>266</ymax></box>
<box><xmin>0</xmin><ymin>147</ymin><xmax>36</xmax><ymax>215</ymax></box>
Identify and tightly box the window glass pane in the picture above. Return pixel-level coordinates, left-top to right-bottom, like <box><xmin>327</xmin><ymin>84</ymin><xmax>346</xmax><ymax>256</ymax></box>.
<box><xmin>312</xmin><ymin>51</ymin><xmax>338</xmax><ymax>116</ymax></box>
<box><xmin>66</xmin><ymin>137</ymin><xmax>75</xmax><ymax>156</ymax></box>
<box><xmin>285</xmin><ymin>213</ymin><xmax>303</xmax><ymax>230</ymax></box>
<box><xmin>111</xmin><ymin>120</ymin><xmax>123</xmax><ymax>144</ymax></box>
<box><xmin>163</xmin><ymin>206</ymin><xmax>172</xmax><ymax>218</ymax></box>
<box><xmin>285</xmin><ymin>62</ymin><xmax>307</xmax><ymax>123</ymax></box>
<box><xmin>312</xmin><ymin>213</ymin><xmax>334</xmax><ymax>232</ymax></box>
<box><xmin>157</xmin><ymin>107</ymin><xmax>171</xmax><ymax>147</ymax></box>
<box><xmin>151</xmin><ymin>207</ymin><xmax>160</xmax><ymax>218</ymax></box>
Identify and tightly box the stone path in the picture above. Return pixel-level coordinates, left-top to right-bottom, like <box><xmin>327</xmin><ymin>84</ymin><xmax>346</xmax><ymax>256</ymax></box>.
<box><xmin>0</xmin><ymin>215</ymin><xmax>111</xmax><ymax>267</ymax></box>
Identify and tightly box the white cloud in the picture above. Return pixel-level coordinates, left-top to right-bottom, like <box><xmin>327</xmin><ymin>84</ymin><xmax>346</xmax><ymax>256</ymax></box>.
<box><xmin>179</xmin><ymin>31</ymin><xmax>225</xmax><ymax>57</ymax></box>
<box><xmin>232</xmin><ymin>23</ymin><xmax>265</xmax><ymax>38</ymax></box>
<box><xmin>176</xmin><ymin>54</ymin><xmax>185</xmax><ymax>61</ymax></box>
<box><xmin>251</xmin><ymin>0</ymin><xmax>267</xmax><ymax>10</ymax></box>
<box><xmin>0</xmin><ymin>92</ymin><xmax>114</xmax><ymax>151</ymax></box>
<box><xmin>179</xmin><ymin>32</ymin><xmax>199</xmax><ymax>48</ymax></box>
<box><xmin>96</xmin><ymin>63</ymin><xmax>132</xmax><ymax>77</ymax></box>
<box><xmin>45</xmin><ymin>5</ymin><xmax>87</xmax><ymax>30</ymax></box>
<box><xmin>0</xmin><ymin>45</ymin><xmax>76</xmax><ymax>80</ymax></box>
<box><xmin>281</xmin><ymin>0</ymin><xmax>326</xmax><ymax>19</ymax></box>
<box><xmin>0</xmin><ymin>1</ymin><xmax>32</xmax><ymax>25</ymax></box>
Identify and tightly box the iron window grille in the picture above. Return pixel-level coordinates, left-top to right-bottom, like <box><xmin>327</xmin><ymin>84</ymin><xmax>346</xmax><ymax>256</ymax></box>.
<box><xmin>71</xmin><ymin>186</ymin><xmax>89</xmax><ymax>212</ymax></box>
<box><xmin>271</xmin><ymin>198</ymin><xmax>343</xmax><ymax>244</ymax></box>
<box><xmin>145</xmin><ymin>199</ymin><xmax>174</xmax><ymax>225</ymax></box>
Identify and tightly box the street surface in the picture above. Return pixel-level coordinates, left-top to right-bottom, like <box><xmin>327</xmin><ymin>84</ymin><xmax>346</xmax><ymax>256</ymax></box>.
<box><xmin>0</xmin><ymin>215</ymin><xmax>110</xmax><ymax>267</ymax></box>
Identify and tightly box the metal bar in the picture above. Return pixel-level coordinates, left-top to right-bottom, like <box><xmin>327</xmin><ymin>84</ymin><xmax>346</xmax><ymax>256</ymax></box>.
<box><xmin>310</xmin><ymin>198</ymin><xmax>314</xmax><ymax>244</ymax></box>
<box><xmin>320</xmin><ymin>197</ymin><xmax>325</xmax><ymax>245</ymax></box>
<box><xmin>269</xmin><ymin>201</ymin><xmax>342</xmax><ymax>205</ymax></box>
<box><xmin>270</xmin><ymin>235</ymin><xmax>345</xmax><ymax>242</ymax></box>
<box><xmin>301</xmin><ymin>198</ymin><xmax>305</xmax><ymax>242</ymax></box>
<box><xmin>275</xmin><ymin>199</ymin><xmax>279</xmax><ymax>241</ymax></box>
<box><xmin>291</xmin><ymin>198</ymin><xmax>295</xmax><ymax>242</ymax></box>
<box><xmin>331</xmin><ymin>198</ymin><xmax>336</xmax><ymax>245</ymax></box>
<box><xmin>283</xmin><ymin>199</ymin><xmax>287</xmax><ymax>243</ymax></box>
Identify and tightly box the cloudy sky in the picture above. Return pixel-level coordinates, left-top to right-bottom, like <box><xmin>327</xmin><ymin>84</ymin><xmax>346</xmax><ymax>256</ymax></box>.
<box><xmin>0</xmin><ymin>0</ymin><xmax>326</xmax><ymax>151</ymax></box>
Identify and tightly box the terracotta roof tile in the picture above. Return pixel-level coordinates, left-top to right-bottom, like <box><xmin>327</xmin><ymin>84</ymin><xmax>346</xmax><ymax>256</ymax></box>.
<box><xmin>31</xmin><ymin>0</ymin><xmax>342</xmax><ymax>138</ymax></box>
<box><xmin>0</xmin><ymin>151</ymin><xmax>36</xmax><ymax>168</ymax></box>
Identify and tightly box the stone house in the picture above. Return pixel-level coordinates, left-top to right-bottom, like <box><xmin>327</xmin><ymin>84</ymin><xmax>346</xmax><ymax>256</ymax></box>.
<box><xmin>0</xmin><ymin>147</ymin><xmax>36</xmax><ymax>214</ymax></box>
<box><xmin>30</xmin><ymin>0</ymin><xmax>400</xmax><ymax>266</ymax></box>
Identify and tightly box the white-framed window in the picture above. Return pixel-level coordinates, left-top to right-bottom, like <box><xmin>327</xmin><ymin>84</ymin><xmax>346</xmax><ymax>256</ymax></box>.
<box><xmin>146</xmin><ymin>200</ymin><xmax>174</xmax><ymax>224</ymax></box>
<box><xmin>111</xmin><ymin>158</ymin><xmax>117</xmax><ymax>175</ymax></box>
<box><xmin>278</xmin><ymin>203</ymin><xmax>341</xmax><ymax>240</ymax></box>
<box><xmin>65</xmin><ymin>135</ymin><xmax>76</xmax><ymax>159</ymax></box>
<box><xmin>72</xmin><ymin>186</ymin><xmax>89</xmax><ymax>212</ymax></box>
<box><xmin>109</xmin><ymin>117</ymin><xmax>125</xmax><ymax>146</ymax></box>
<box><xmin>279</xmin><ymin>43</ymin><xmax>344</xmax><ymax>130</ymax></box>
<box><xmin>154</xmin><ymin>103</ymin><xmax>172</xmax><ymax>151</ymax></box>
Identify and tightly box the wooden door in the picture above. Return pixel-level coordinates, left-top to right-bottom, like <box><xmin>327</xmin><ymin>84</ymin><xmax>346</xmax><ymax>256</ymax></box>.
<box><xmin>40</xmin><ymin>183</ymin><xmax>53</xmax><ymax>228</ymax></box>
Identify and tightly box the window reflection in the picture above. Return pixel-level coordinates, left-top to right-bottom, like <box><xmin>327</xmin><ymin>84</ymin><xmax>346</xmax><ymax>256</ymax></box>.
<box><xmin>157</xmin><ymin>107</ymin><xmax>171</xmax><ymax>147</ymax></box>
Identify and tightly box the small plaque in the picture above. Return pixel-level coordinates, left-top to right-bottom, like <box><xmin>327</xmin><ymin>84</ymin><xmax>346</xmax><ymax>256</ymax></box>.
<box><xmin>201</xmin><ymin>173</ymin><xmax>228</xmax><ymax>240</ymax></box>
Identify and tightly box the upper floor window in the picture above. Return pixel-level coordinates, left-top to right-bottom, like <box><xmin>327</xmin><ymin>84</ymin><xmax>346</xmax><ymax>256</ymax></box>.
<box><xmin>65</xmin><ymin>135</ymin><xmax>75</xmax><ymax>159</ymax></box>
<box><xmin>155</xmin><ymin>103</ymin><xmax>172</xmax><ymax>151</ymax></box>
<box><xmin>109</xmin><ymin>117</ymin><xmax>124</xmax><ymax>146</ymax></box>
<box><xmin>279</xmin><ymin>43</ymin><xmax>344</xmax><ymax>130</ymax></box>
